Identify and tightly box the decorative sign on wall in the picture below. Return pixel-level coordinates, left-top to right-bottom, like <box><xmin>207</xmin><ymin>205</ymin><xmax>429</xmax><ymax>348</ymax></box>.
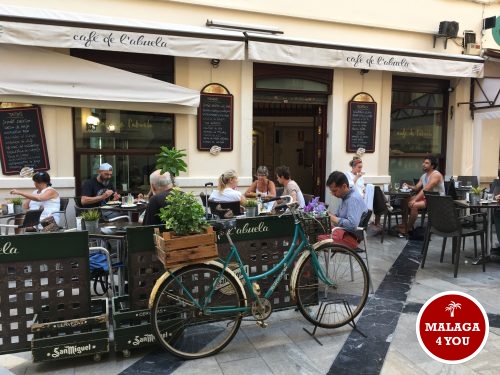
<box><xmin>0</xmin><ymin>106</ymin><xmax>50</xmax><ymax>175</ymax></box>
<box><xmin>197</xmin><ymin>83</ymin><xmax>233</xmax><ymax>152</ymax></box>
<box><xmin>346</xmin><ymin>92</ymin><xmax>377</xmax><ymax>153</ymax></box>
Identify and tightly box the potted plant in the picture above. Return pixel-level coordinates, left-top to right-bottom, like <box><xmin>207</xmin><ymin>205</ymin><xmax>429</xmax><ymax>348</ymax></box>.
<box><xmin>80</xmin><ymin>209</ymin><xmax>101</xmax><ymax>234</ymax></box>
<box><xmin>158</xmin><ymin>189</ymin><xmax>208</xmax><ymax>235</ymax></box>
<box><xmin>469</xmin><ymin>186</ymin><xmax>482</xmax><ymax>204</ymax></box>
<box><xmin>243</xmin><ymin>199</ymin><xmax>258</xmax><ymax>217</ymax></box>
<box><xmin>155</xmin><ymin>146</ymin><xmax>187</xmax><ymax>184</ymax></box>
<box><xmin>10</xmin><ymin>197</ymin><xmax>24</xmax><ymax>214</ymax></box>
<box><xmin>155</xmin><ymin>189</ymin><xmax>217</xmax><ymax>267</ymax></box>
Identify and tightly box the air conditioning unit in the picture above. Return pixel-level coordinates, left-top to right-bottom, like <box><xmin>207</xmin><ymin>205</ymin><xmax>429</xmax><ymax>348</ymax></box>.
<box><xmin>465</xmin><ymin>43</ymin><xmax>481</xmax><ymax>56</ymax></box>
<box><xmin>439</xmin><ymin>21</ymin><xmax>459</xmax><ymax>38</ymax></box>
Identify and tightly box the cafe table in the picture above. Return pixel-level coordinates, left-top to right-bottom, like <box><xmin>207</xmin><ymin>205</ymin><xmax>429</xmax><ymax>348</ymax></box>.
<box><xmin>454</xmin><ymin>199</ymin><xmax>500</xmax><ymax>263</ymax></box>
<box><xmin>100</xmin><ymin>201</ymin><xmax>147</xmax><ymax>222</ymax></box>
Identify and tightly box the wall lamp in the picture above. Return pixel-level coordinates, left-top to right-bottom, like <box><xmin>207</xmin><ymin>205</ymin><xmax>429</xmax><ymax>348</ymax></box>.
<box><xmin>86</xmin><ymin>115</ymin><xmax>100</xmax><ymax>131</ymax></box>
<box><xmin>210</xmin><ymin>59</ymin><xmax>220</xmax><ymax>68</ymax></box>
<box><xmin>206</xmin><ymin>19</ymin><xmax>284</xmax><ymax>34</ymax></box>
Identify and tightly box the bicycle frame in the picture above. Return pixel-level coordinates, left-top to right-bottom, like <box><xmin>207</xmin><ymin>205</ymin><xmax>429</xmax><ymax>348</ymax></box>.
<box><xmin>159</xmin><ymin>212</ymin><xmax>334</xmax><ymax>317</ymax></box>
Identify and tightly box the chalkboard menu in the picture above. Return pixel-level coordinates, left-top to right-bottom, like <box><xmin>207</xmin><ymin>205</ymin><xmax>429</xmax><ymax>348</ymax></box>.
<box><xmin>198</xmin><ymin>93</ymin><xmax>233</xmax><ymax>151</ymax></box>
<box><xmin>0</xmin><ymin>107</ymin><xmax>50</xmax><ymax>175</ymax></box>
<box><xmin>346</xmin><ymin>101</ymin><xmax>377</xmax><ymax>153</ymax></box>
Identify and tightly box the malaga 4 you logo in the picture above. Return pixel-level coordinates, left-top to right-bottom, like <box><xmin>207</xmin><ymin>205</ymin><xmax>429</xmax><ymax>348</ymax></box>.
<box><xmin>416</xmin><ymin>291</ymin><xmax>489</xmax><ymax>364</ymax></box>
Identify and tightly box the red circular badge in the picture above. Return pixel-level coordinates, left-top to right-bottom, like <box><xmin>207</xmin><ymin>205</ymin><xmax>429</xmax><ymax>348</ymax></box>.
<box><xmin>416</xmin><ymin>291</ymin><xmax>489</xmax><ymax>364</ymax></box>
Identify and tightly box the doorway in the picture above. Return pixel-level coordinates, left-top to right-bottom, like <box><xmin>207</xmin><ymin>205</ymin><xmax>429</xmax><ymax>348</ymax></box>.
<box><xmin>253</xmin><ymin>63</ymin><xmax>332</xmax><ymax>199</ymax></box>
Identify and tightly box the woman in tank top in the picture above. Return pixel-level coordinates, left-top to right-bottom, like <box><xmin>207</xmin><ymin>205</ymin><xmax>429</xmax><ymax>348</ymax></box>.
<box><xmin>10</xmin><ymin>171</ymin><xmax>61</xmax><ymax>226</ymax></box>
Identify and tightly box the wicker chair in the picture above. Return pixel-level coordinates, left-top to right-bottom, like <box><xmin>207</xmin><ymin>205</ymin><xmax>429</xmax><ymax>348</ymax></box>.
<box><xmin>421</xmin><ymin>194</ymin><xmax>486</xmax><ymax>278</ymax></box>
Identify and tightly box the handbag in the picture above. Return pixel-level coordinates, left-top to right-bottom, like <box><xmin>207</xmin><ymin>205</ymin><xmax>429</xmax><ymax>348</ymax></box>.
<box><xmin>331</xmin><ymin>228</ymin><xmax>360</xmax><ymax>250</ymax></box>
<box><xmin>40</xmin><ymin>216</ymin><xmax>60</xmax><ymax>232</ymax></box>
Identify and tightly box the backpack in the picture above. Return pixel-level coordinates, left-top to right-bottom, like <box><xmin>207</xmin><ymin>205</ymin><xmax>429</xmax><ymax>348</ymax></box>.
<box><xmin>89</xmin><ymin>253</ymin><xmax>110</xmax><ymax>296</ymax></box>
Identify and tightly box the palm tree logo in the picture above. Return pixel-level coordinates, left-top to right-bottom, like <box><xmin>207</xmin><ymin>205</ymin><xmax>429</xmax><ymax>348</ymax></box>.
<box><xmin>445</xmin><ymin>301</ymin><xmax>462</xmax><ymax>317</ymax></box>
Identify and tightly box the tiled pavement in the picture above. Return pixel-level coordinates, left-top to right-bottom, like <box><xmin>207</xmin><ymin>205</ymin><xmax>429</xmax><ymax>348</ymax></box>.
<box><xmin>2</xmin><ymin>227</ymin><xmax>500</xmax><ymax>375</ymax></box>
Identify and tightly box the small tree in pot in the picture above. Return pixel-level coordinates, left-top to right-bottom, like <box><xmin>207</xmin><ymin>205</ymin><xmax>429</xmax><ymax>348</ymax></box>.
<box><xmin>155</xmin><ymin>147</ymin><xmax>187</xmax><ymax>184</ymax></box>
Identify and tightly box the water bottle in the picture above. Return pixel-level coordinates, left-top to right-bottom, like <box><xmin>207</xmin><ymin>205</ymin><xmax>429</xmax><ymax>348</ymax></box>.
<box><xmin>257</xmin><ymin>194</ymin><xmax>263</xmax><ymax>215</ymax></box>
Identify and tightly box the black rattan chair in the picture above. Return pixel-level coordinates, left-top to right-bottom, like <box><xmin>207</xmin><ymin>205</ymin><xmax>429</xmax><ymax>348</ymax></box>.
<box><xmin>421</xmin><ymin>194</ymin><xmax>486</xmax><ymax>278</ymax></box>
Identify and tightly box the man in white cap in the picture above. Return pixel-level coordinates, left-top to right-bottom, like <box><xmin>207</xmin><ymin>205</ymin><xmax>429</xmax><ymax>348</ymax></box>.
<box><xmin>81</xmin><ymin>163</ymin><xmax>121</xmax><ymax>213</ymax></box>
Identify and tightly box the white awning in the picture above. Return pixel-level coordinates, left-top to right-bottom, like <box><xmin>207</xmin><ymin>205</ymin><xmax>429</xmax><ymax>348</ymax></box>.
<box><xmin>247</xmin><ymin>34</ymin><xmax>484</xmax><ymax>78</ymax></box>
<box><xmin>473</xmin><ymin>78</ymin><xmax>500</xmax><ymax>120</ymax></box>
<box><xmin>0</xmin><ymin>44</ymin><xmax>200</xmax><ymax>114</ymax></box>
<box><xmin>0</xmin><ymin>5</ymin><xmax>246</xmax><ymax>60</ymax></box>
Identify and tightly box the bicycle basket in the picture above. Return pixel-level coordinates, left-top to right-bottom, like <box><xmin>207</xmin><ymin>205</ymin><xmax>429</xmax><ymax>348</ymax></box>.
<box><xmin>301</xmin><ymin>214</ymin><xmax>331</xmax><ymax>243</ymax></box>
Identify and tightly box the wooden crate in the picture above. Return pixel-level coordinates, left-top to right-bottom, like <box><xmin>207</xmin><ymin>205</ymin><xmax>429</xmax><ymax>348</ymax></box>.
<box><xmin>31</xmin><ymin>298</ymin><xmax>109</xmax><ymax>362</ymax></box>
<box><xmin>112</xmin><ymin>296</ymin><xmax>157</xmax><ymax>356</ymax></box>
<box><xmin>153</xmin><ymin>227</ymin><xmax>218</xmax><ymax>267</ymax></box>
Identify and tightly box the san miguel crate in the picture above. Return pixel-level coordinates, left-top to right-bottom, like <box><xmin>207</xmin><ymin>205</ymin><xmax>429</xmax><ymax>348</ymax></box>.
<box><xmin>31</xmin><ymin>298</ymin><xmax>109</xmax><ymax>362</ymax></box>
<box><xmin>112</xmin><ymin>296</ymin><xmax>157</xmax><ymax>357</ymax></box>
<box><xmin>153</xmin><ymin>226</ymin><xmax>218</xmax><ymax>267</ymax></box>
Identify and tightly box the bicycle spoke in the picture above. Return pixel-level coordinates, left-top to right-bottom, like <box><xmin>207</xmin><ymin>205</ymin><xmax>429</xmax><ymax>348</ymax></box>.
<box><xmin>151</xmin><ymin>264</ymin><xmax>244</xmax><ymax>359</ymax></box>
<box><xmin>295</xmin><ymin>243</ymin><xmax>369</xmax><ymax>329</ymax></box>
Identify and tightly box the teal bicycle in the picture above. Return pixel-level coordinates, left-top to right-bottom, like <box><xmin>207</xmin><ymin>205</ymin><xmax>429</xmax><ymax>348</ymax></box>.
<box><xmin>149</xmin><ymin>196</ymin><xmax>369</xmax><ymax>359</ymax></box>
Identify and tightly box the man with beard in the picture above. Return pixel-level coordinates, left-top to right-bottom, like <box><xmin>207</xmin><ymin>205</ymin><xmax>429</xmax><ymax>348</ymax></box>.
<box><xmin>396</xmin><ymin>155</ymin><xmax>445</xmax><ymax>236</ymax></box>
<box><xmin>81</xmin><ymin>163</ymin><xmax>121</xmax><ymax>219</ymax></box>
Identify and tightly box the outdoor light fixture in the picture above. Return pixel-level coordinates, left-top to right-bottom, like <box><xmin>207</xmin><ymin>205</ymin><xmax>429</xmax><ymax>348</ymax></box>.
<box><xmin>86</xmin><ymin>115</ymin><xmax>100</xmax><ymax>131</ymax></box>
<box><xmin>206</xmin><ymin>19</ymin><xmax>284</xmax><ymax>34</ymax></box>
<box><xmin>210</xmin><ymin>59</ymin><xmax>220</xmax><ymax>68</ymax></box>
<box><xmin>107</xmin><ymin>124</ymin><xmax>116</xmax><ymax>133</ymax></box>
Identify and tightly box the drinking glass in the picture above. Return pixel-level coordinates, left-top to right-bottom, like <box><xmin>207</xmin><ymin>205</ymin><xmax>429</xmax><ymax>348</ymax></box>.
<box><xmin>394</xmin><ymin>182</ymin><xmax>400</xmax><ymax>191</ymax></box>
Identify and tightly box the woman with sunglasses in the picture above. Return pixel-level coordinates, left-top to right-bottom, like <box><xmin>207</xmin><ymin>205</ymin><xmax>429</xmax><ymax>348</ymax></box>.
<box><xmin>245</xmin><ymin>165</ymin><xmax>277</xmax><ymax>199</ymax></box>
<box><xmin>10</xmin><ymin>171</ymin><xmax>61</xmax><ymax>226</ymax></box>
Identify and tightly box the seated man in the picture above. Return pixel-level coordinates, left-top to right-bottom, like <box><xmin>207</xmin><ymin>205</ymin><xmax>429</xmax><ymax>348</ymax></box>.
<box><xmin>492</xmin><ymin>191</ymin><xmax>500</xmax><ymax>255</ymax></box>
<box><xmin>397</xmin><ymin>155</ymin><xmax>445</xmax><ymax>236</ymax></box>
<box><xmin>276</xmin><ymin>165</ymin><xmax>305</xmax><ymax>208</ymax></box>
<box><xmin>81</xmin><ymin>163</ymin><xmax>121</xmax><ymax>220</ymax></box>
<box><xmin>142</xmin><ymin>170</ymin><xmax>174</xmax><ymax>226</ymax></box>
<box><xmin>326</xmin><ymin>171</ymin><xmax>368</xmax><ymax>249</ymax></box>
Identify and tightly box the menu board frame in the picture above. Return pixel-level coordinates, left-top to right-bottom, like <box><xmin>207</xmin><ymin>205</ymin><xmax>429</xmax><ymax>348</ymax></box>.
<box><xmin>346</xmin><ymin>93</ymin><xmax>377</xmax><ymax>153</ymax></box>
<box><xmin>197</xmin><ymin>84</ymin><xmax>233</xmax><ymax>152</ymax></box>
<box><xmin>0</xmin><ymin>106</ymin><xmax>50</xmax><ymax>175</ymax></box>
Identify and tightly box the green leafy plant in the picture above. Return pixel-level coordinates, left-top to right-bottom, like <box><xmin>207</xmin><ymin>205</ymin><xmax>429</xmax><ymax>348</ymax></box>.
<box><xmin>155</xmin><ymin>147</ymin><xmax>188</xmax><ymax>181</ymax></box>
<box><xmin>243</xmin><ymin>199</ymin><xmax>258</xmax><ymax>207</ymax></box>
<box><xmin>10</xmin><ymin>197</ymin><xmax>23</xmax><ymax>205</ymax></box>
<box><xmin>159</xmin><ymin>189</ymin><xmax>208</xmax><ymax>236</ymax></box>
<box><xmin>470</xmin><ymin>186</ymin><xmax>482</xmax><ymax>195</ymax></box>
<box><xmin>80</xmin><ymin>209</ymin><xmax>101</xmax><ymax>221</ymax></box>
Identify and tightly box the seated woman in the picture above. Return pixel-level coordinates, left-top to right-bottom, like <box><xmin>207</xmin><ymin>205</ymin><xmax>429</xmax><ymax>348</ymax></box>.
<box><xmin>10</xmin><ymin>171</ymin><xmax>61</xmax><ymax>228</ymax></box>
<box><xmin>245</xmin><ymin>165</ymin><xmax>277</xmax><ymax>198</ymax></box>
<box><xmin>209</xmin><ymin>169</ymin><xmax>246</xmax><ymax>204</ymax></box>
<box><xmin>245</xmin><ymin>165</ymin><xmax>277</xmax><ymax>212</ymax></box>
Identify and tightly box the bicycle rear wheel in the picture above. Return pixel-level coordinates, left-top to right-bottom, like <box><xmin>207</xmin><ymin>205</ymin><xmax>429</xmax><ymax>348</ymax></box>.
<box><xmin>294</xmin><ymin>243</ymin><xmax>369</xmax><ymax>328</ymax></box>
<box><xmin>151</xmin><ymin>263</ymin><xmax>245</xmax><ymax>359</ymax></box>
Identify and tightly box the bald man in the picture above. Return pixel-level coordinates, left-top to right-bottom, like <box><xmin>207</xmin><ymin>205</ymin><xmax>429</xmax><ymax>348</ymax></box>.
<box><xmin>142</xmin><ymin>170</ymin><xmax>174</xmax><ymax>226</ymax></box>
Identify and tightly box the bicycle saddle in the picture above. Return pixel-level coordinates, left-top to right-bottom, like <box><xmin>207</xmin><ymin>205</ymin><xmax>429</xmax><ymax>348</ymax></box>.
<box><xmin>211</xmin><ymin>218</ymin><xmax>237</xmax><ymax>232</ymax></box>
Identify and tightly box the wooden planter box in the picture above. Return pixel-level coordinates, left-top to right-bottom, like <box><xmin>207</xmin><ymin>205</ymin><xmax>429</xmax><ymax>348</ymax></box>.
<box><xmin>154</xmin><ymin>227</ymin><xmax>218</xmax><ymax>267</ymax></box>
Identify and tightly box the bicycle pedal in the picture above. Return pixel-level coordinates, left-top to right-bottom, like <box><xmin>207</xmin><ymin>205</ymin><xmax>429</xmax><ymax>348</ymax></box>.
<box><xmin>256</xmin><ymin>320</ymin><xmax>268</xmax><ymax>328</ymax></box>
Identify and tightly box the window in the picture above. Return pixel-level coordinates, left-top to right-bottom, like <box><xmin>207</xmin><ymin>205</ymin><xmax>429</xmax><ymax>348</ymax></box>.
<box><xmin>74</xmin><ymin>108</ymin><xmax>173</xmax><ymax>195</ymax></box>
<box><xmin>71</xmin><ymin>50</ymin><xmax>174</xmax><ymax>195</ymax></box>
<box><xmin>389</xmin><ymin>77</ymin><xmax>449</xmax><ymax>183</ymax></box>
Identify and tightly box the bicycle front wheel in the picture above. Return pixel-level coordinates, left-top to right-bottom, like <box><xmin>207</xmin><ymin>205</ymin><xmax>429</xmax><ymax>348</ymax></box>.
<box><xmin>151</xmin><ymin>263</ymin><xmax>245</xmax><ymax>359</ymax></box>
<box><xmin>294</xmin><ymin>243</ymin><xmax>369</xmax><ymax>329</ymax></box>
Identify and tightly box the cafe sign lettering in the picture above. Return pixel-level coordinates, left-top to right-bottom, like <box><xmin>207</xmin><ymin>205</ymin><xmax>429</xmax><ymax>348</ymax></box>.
<box><xmin>0</xmin><ymin>242</ymin><xmax>18</xmax><ymax>255</ymax></box>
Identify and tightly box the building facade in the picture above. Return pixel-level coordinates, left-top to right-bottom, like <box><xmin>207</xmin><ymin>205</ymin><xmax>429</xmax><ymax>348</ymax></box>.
<box><xmin>0</xmin><ymin>0</ymin><xmax>499</xmax><ymax>210</ymax></box>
